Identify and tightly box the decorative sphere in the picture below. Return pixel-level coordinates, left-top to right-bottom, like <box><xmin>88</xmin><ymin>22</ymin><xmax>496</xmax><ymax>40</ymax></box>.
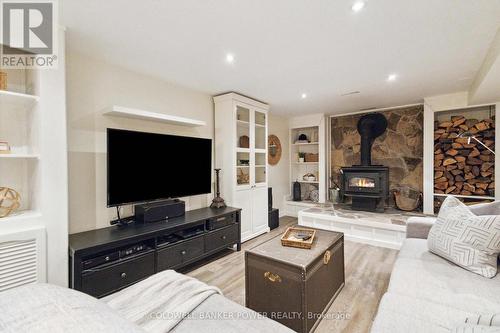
<box><xmin>0</xmin><ymin>187</ymin><xmax>21</xmax><ymax>218</ymax></box>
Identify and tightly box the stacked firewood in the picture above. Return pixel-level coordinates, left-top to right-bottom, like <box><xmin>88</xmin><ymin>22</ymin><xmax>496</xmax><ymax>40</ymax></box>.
<box><xmin>434</xmin><ymin>115</ymin><xmax>495</xmax><ymax>197</ymax></box>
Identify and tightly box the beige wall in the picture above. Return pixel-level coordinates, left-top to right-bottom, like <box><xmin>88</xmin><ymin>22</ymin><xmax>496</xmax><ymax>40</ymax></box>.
<box><xmin>268</xmin><ymin>114</ymin><xmax>290</xmax><ymax>214</ymax></box>
<box><xmin>67</xmin><ymin>52</ymin><xmax>215</xmax><ymax>233</ymax></box>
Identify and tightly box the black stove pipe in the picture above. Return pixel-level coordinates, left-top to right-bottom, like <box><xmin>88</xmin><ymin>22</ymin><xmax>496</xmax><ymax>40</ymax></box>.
<box><xmin>357</xmin><ymin>113</ymin><xmax>388</xmax><ymax>166</ymax></box>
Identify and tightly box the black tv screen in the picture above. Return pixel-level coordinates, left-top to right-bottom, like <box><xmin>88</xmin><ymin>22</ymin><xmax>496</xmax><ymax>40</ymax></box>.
<box><xmin>107</xmin><ymin>128</ymin><xmax>212</xmax><ymax>207</ymax></box>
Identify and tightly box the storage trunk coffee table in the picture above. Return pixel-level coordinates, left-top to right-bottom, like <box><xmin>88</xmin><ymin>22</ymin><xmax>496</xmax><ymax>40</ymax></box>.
<box><xmin>245</xmin><ymin>229</ymin><xmax>344</xmax><ymax>333</ymax></box>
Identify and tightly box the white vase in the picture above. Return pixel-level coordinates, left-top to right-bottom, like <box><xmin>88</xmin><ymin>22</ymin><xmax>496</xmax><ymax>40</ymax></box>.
<box><xmin>299</xmin><ymin>157</ymin><xmax>305</xmax><ymax>163</ymax></box>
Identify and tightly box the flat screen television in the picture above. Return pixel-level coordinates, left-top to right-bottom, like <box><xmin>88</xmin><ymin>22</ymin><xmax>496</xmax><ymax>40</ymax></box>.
<box><xmin>107</xmin><ymin>128</ymin><xmax>212</xmax><ymax>207</ymax></box>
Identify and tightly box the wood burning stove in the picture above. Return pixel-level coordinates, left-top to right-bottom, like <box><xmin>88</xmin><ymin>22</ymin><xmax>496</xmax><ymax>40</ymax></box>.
<box><xmin>341</xmin><ymin>113</ymin><xmax>389</xmax><ymax>212</ymax></box>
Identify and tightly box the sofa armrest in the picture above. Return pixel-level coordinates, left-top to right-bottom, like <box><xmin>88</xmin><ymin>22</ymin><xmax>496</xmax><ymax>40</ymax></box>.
<box><xmin>468</xmin><ymin>200</ymin><xmax>500</xmax><ymax>216</ymax></box>
<box><xmin>406</xmin><ymin>217</ymin><xmax>436</xmax><ymax>239</ymax></box>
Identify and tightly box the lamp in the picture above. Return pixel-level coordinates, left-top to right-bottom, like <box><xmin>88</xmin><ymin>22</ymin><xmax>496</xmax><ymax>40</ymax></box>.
<box><xmin>458</xmin><ymin>131</ymin><xmax>495</xmax><ymax>155</ymax></box>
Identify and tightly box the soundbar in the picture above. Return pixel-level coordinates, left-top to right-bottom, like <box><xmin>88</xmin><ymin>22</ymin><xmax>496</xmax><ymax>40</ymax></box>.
<box><xmin>134</xmin><ymin>199</ymin><xmax>185</xmax><ymax>224</ymax></box>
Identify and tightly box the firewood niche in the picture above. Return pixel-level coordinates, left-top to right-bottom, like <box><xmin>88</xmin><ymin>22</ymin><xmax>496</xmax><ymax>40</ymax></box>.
<box><xmin>434</xmin><ymin>114</ymin><xmax>495</xmax><ymax>203</ymax></box>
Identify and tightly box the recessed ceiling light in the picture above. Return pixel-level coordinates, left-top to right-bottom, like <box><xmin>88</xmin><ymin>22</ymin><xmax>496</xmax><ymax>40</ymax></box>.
<box><xmin>301</xmin><ymin>93</ymin><xmax>307</xmax><ymax>99</ymax></box>
<box><xmin>352</xmin><ymin>1</ymin><xmax>365</xmax><ymax>12</ymax></box>
<box><xmin>387</xmin><ymin>73</ymin><xmax>398</xmax><ymax>82</ymax></box>
<box><xmin>225</xmin><ymin>53</ymin><xmax>235</xmax><ymax>64</ymax></box>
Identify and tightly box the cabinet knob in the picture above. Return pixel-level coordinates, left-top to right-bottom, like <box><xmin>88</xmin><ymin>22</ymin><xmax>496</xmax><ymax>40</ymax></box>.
<box><xmin>120</xmin><ymin>272</ymin><xmax>127</xmax><ymax>279</ymax></box>
<box><xmin>181</xmin><ymin>250</ymin><xmax>187</xmax><ymax>255</ymax></box>
<box><xmin>105</xmin><ymin>256</ymin><xmax>110</xmax><ymax>261</ymax></box>
<box><xmin>221</xmin><ymin>235</ymin><xmax>227</xmax><ymax>240</ymax></box>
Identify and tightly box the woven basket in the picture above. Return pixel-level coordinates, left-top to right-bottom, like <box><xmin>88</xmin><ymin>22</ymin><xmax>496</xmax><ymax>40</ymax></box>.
<box><xmin>305</xmin><ymin>153</ymin><xmax>318</xmax><ymax>162</ymax></box>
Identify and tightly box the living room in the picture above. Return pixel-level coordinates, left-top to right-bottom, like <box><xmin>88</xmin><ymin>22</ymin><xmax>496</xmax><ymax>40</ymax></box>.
<box><xmin>0</xmin><ymin>1</ymin><xmax>500</xmax><ymax>332</ymax></box>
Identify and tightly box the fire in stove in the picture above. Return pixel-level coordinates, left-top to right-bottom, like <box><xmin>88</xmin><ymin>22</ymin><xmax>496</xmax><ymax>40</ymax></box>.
<box><xmin>349</xmin><ymin>177</ymin><xmax>375</xmax><ymax>188</ymax></box>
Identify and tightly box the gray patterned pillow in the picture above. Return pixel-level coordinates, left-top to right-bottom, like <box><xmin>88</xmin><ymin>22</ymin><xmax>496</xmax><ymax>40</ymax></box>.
<box><xmin>428</xmin><ymin>196</ymin><xmax>500</xmax><ymax>278</ymax></box>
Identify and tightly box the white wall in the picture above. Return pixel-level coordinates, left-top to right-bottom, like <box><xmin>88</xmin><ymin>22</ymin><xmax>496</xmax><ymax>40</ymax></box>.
<box><xmin>268</xmin><ymin>114</ymin><xmax>290</xmax><ymax>215</ymax></box>
<box><xmin>66</xmin><ymin>52</ymin><xmax>214</xmax><ymax>233</ymax></box>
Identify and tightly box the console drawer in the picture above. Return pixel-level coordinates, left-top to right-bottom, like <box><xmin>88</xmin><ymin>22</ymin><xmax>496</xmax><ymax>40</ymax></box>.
<box><xmin>206</xmin><ymin>213</ymin><xmax>237</xmax><ymax>230</ymax></box>
<box><xmin>205</xmin><ymin>224</ymin><xmax>238</xmax><ymax>252</ymax></box>
<box><xmin>157</xmin><ymin>236</ymin><xmax>204</xmax><ymax>271</ymax></box>
<box><xmin>81</xmin><ymin>252</ymin><xmax>155</xmax><ymax>298</ymax></box>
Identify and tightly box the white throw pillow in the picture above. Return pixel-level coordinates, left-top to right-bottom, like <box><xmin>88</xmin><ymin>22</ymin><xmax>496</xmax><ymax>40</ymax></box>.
<box><xmin>428</xmin><ymin>196</ymin><xmax>500</xmax><ymax>278</ymax></box>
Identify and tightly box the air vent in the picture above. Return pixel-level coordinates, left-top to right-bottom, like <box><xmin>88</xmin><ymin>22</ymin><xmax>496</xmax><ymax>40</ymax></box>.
<box><xmin>0</xmin><ymin>227</ymin><xmax>46</xmax><ymax>292</ymax></box>
<box><xmin>340</xmin><ymin>91</ymin><xmax>360</xmax><ymax>96</ymax></box>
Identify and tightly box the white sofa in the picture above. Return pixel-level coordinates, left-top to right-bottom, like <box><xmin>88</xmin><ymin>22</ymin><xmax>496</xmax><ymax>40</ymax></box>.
<box><xmin>371</xmin><ymin>201</ymin><xmax>500</xmax><ymax>333</ymax></box>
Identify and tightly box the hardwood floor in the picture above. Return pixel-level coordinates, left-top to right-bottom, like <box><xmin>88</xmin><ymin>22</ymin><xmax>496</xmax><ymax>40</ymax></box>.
<box><xmin>186</xmin><ymin>216</ymin><xmax>398</xmax><ymax>333</ymax></box>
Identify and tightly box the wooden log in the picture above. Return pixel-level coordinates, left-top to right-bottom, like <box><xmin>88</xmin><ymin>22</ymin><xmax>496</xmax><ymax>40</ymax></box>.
<box><xmin>443</xmin><ymin>158</ymin><xmax>457</xmax><ymax>166</ymax></box>
<box><xmin>489</xmin><ymin>182</ymin><xmax>495</xmax><ymax>189</ymax></box>
<box><xmin>480</xmin><ymin>171</ymin><xmax>493</xmax><ymax>178</ymax></box>
<box><xmin>474</xmin><ymin>189</ymin><xmax>486</xmax><ymax>195</ymax></box>
<box><xmin>472</xmin><ymin>166</ymin><xmax>480</xmax><ymax>177</ymax></box>
<box><xmin>464</xmin><ymin>173</ymin><xmax>474</xmax><ymax>180</ymax></box>
<box><xmin>455</xmin><ymin>175</ymin><xmax>465</xmax><ymax>182</ymax></box>
<box><xmin>435</xmin><ymin>153</ymin><xmax>445</xmax><ymax>160</ymax></box>
<box><xmin>445</xmin><ymin>186</ymin><xmax>457</xmax><ymax>194</ymax></box>
<box><xmin>452</xmin><ymin>142</ymin><xmax>463</xmax><ymax>149</ymax></box>
<box><xmin>467</xmin><ymin>157</ymin><xmax>482</xmax><ymax>165</ymax></box>
<box><xmin>451</xmin><ymin>115</ymin><xmax>465</xmax><ymax>122</ymax></box>
<box><xmin>435</xmin><ymin>190</ymin><xmax>445</xmax><ymax>194</ymax></box>
<box><xmin>435</xmin><ymin>159</ymin><xmax>443</xmax><ymax>167</ymax></box>
<box><xmin>452</xmin><ymin>118</ymin><xmax>466</xmax><ymax>127</ymax></box>
<box><xmin>434</xmin><ymin>148</ymin><xmax>443</xmax><ymax>155</ymax></box>
<box><xmin>462</xmin><ymin>144</ymin><xmax>476</xmax><ymax>149</ymax></box>
<box><xmin>463</xmin><ymin>183</ymin><xmax>476</xmax><ymax>192</ymax></box>
<box><xmin>434</xmin><ymin>171</ymin><xmax>444</xmax><ymax>179</ymax></box>
<box><xmin>455</xmin><ymin>137</ymin><xmax>469</xmax><ymax>144</ymax></box>
<box><xmin>476</xmin><ymin>183</ymin><xmax>489</xmax><ymax>190</ymax></box>
<box><xmin>446</xmin><ymin>164</ymin><xmax>458</xmax><ymax>170</ymax></box>
<box><xmin>435</xmin><ymin>182</ymin><xmax>449</xmax><ymax>190</ymax></box>
<box><xmin>455</xmin><ymin>156</ymin><xmax>466</xmax><ymax>163</ymax></box>
<box><xmin>434</xmin><ymin>129</ymin><xmax>446</xmax><ymax>134</ymax></box>
<box><xmin>479</xmin><ymin>154</ymin><xmax>494</xmax><ymax>162</ymax></box>
<box><xmin>468</xmin><ymin>148</ymin><xmax>480</xmax><ymax>158</ymax></box>
<box><xmin>458</xmin><ymin>124</ymin><xmax>468</xmax><ymax>131</ymax></box>
<box><xmin>455</xmin><ymin>182</ymin><xmax>464</xmax><ymax>190</ymax></box>
<box><xmin>465</xmin><ymin>119</ymin><xmax>479</xmax><ymax>128</ymax></box>
<box><xmin>481</xmin><ymin>162</ymin><xmax>494</xmax><ymax>172</ymax></box>
<box><xmin>457</xmin><ymin>162</ymin><xmax>465</xmax><ymax>170</ymax></box>
<box><xmin>439</xmin><ymin>121</ymin><xmax>453</xmax><ymax>128</ymax></box>
<box><xmin>461</xmin><ymin>190</ymin><xmax>472</xmax><ymax>196</ymax></box>
<box><xmin>474</xmin><ymin>122</ymin><xmax>489</xmax><ymax>131</ymax></box>
<box><xmin>446</xmin><ymin>149</ymin><xmax>459</xmax><ymax>156</ymax></box>
<box><xmin>435</xmin><ymin>176</ymin><xmax>448</xmax><ymax>183</ymax></box>
<box><xmin>451</xmin><ymin>169</ymin><xmax>463</xmax><ymax>176</ymax></box>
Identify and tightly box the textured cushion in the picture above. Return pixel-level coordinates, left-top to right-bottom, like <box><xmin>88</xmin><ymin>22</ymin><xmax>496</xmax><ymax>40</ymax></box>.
<box><xmin>464</xmin><ymin>314</ymin><xmax>500</xmax><ymax>326</ymax></box>
<box><xmin>0</xmin><ymin>284</ymin><xmax>145</xmax><ymax>333</ymax></box>
<box><xmin>428</xmin><ymin>196</ymin><xmax>500</xmax><ymax>278</ymax></box>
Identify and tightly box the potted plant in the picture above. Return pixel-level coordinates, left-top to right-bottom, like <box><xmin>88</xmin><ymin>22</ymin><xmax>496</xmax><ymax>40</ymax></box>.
<box><xmin>298</xmin><ymin>152</ymin><xmax>306</xmax><ymax>163</ymax></box>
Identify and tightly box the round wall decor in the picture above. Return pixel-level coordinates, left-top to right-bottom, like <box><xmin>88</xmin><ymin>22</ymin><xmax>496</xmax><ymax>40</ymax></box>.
<box><xmin>0</xmin><ymin>187</ymin><xmax>20</xmax><ymax>218</ymax></box>
<box><xmin>268</xmin><ymin>134</ymin><xmax>282</xmax><ymax>165</ymax></box>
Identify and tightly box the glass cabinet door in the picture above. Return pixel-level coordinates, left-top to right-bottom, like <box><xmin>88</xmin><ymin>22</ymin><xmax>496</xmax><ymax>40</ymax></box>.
<box><xmin>254</xmin><ymin>110</ymin><xmax>266</xmax><ymax>150</ymax></box>
<box><xmin>236</xmin><ymin>105</ymin><xmax>251</xmax><ymax>187</ymax></box>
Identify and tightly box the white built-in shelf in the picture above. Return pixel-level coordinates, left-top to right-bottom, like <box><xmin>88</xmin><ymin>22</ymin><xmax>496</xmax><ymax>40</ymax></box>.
<box><xmin>0</xmin><ymin>153</ymin><xmax>40</xmax><ymax>159</ymax></box>
<box><xmin>0</xmin><ymin>90</ymin><xmax>39</xmax><ymax>109</ymax></box>
<box><xmin>255</xmin><ymin>148</ymin><xmax>266</xmax><ymax>154</ymax></box>
<box><xmin>237</xmin><ymin>120</ymin><xmax>250</xmax><ymax>127</ymax></box>
<box><xmin>236</xmin><ymin>147</ymin><xmax>250</xmax><ymax>153</ymax></box>
<box><xmin>298</xmin><ymin>180</ymin><xmax>319</xmax><ymax>184</ymax></box>
<box><xmin>0</xmin><ymin>210</ymin><xmax>42</xmax><ymax>223</ymax></box>
<box><xmin>237</xmin><ymin>165</ymin><xmax>250</xmax><ymax>168</ymax></box>
<box><xmin>292</xmin><ymin>162</ymin><xmax>319</xmax><ymax>165</ymax></box>
<box><xmin>434</xmin><ymin>193</ymin><xmax>495</xmax><ymax>200</ymax></box>
<box><xmin>255</xmin><ymin>165</ymin><xmax>266</xmax><ymax>167</ymax></box>
<box><xmin>255</xmin><ymin>123</ymin><xmax>266</xmax><ymax>128</ymax></box>
<box><xmin>292</xmin><ymin>142</ymin><xmax>319</xmax><ymax>146</ymax></box>
<box><xmin>103</xmin><ymin>105</ymin><xmax>206</xmax><ymax>127</ymax></box>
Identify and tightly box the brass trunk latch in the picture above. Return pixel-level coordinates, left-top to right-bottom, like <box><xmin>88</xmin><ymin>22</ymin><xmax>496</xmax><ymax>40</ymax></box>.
<box><xmin>323</xmin><ymin>250</ymin><xmax>332</xmax><ymax>265</ymax></box>
<box><xmin>264</xmin><ymin>271</ymin><xmax>282</xmax><ymax>283</ymax></box>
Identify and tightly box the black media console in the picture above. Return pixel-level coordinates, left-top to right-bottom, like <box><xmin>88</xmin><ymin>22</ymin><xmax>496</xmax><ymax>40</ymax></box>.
<box><xmin>69</xmin><ymin>207</ymin><xmax>241</xmax><ymax>298</ymax></box>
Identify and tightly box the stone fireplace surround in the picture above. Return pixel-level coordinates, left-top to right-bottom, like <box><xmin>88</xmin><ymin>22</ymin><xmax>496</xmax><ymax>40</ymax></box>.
<box><xmin>330</xmin><ymin>105</ymin><xmax>424</xmax><ymax>210</ymax></box>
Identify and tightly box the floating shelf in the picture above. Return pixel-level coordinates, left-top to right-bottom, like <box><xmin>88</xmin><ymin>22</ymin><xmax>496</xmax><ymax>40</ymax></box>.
<box><xmin>434</xmin><ymin>193</ymin><xmax>495</xmax><ymax>200</ymax></box>
<box><xmin>0</xmin><ymin>153</ymin><xmax>40</xmax><ymax>159</ymax></box>
<box><xmin>103</xmin><ymin>105</ymin><xmax>206</xmax><ymax>127</ymax></box>
<box><xmin>236</xmin><ymin>147</ymin><xmax>250</xmax><ymax>153</ymax></box>
<box><xmin>0</xmin><ymin>90</ymin><xmax>39</xmax><ymax>109</ymax></box>
<box><xmin>297</xmin><ymin>180</ymin><xmax>319</xmax><ymax>184</ymax></box>
<box><xmin>292</xmin><ymin>162</ymin><xmax>319</xmax><ymax>165</ymax></box>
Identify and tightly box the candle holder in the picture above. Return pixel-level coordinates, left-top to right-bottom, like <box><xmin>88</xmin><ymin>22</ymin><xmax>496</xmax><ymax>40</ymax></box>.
<box><xmin>211</xmin><ymin>168</ymin><xmax>227</xmax><ymax>208</ymax></box>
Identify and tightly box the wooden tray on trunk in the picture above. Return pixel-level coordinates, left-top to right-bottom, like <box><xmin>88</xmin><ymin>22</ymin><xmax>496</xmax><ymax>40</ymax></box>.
<box><xmin>281</xmin><ymin>227</ymin><xmax>316</xmax><ymax>249</ymax></box>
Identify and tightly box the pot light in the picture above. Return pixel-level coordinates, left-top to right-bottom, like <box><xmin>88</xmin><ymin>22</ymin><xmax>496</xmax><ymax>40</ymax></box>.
<box><xmin>352</xmin><ymin>1</ymin><xmax>365</xmax><ymax>12</ymax></box>
<box><xmin>301</xmin><ymin>93</ymin><xmax>307</xmax><ymax>99</ymax></box>
<box><xmin>225</xmin><ymin>53</ymin><xmax>235</xmax><ymax>64</ymax></box>
<box><xmin>387</xmin><ymin>73</ymin><xmax>398</xmax><ymax>82</ymax></box>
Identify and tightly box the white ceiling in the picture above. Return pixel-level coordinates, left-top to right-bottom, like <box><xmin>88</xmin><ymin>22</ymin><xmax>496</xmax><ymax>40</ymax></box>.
<box><xmin>61</xmin><ymin>0</ymin><xmax>500</xmax><ymax>115</ymax></box>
